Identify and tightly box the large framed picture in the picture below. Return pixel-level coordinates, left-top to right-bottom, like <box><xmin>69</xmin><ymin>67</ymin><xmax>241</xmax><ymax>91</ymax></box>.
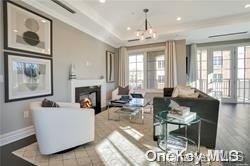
<box><xmin>4</xmin><ymin>52</ymin><xmax>53</xmax><ymax>102</ymax></box>
<box><xmin>106</xmin><ymin>51</ymin><xmax>115</xmax><ymax>82</ymax></box>
<box><xmin>3</xmin><ymin>1</ymin><xmax>52</xmax><ymax>56</ymax></box>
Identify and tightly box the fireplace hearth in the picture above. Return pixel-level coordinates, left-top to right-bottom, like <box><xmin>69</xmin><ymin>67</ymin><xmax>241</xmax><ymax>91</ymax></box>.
<box><xmin>75</xmin><ymin>86</ymin><xmax>101</xmax><ymax>114</ymax></box>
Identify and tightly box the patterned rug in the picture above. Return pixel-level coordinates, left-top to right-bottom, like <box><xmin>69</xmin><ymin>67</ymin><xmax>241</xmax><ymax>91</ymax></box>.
<box><xmin>12</xmin><ymin>108</ymin><xmax>222</xmax><ymax>166</ymax></box>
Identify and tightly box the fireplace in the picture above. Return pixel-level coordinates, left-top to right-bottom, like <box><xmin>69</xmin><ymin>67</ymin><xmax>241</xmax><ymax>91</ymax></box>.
<box><xmin>75</xmin><ymin>86</ymin><xmax>101</xmax><ymax>114</ymax></box>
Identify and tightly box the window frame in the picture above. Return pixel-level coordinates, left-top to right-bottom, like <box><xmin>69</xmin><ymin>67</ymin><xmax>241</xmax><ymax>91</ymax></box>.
<box><xmin>195</xmin><ymin>42</ymin><xmax>250</xmax><ymax>103</ymax></box>
<box><xmin>128</xmin><ymin>47</ymin><xmax>165</xmax><ymax>92</ymax></box>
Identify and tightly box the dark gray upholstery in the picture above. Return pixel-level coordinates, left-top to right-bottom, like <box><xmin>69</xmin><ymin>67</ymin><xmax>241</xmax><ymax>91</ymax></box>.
<box><xmin>153</xmin><ymin>88</ymin><xmax>220</xmax><ymax>149</ymax></box>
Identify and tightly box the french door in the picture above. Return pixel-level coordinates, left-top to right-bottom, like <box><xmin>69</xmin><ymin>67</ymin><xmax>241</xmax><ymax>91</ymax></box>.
<box><xmin>196</xmin><ymin>44</ymin><xmax>250</xmax><ymax>103</ymax></box>
<box><xmin>210</xmin><ymin>47</ymin><xmax>236</xmax><ymax>103</ymax></box>
<box><xmin>237</xmin><ymin>46</ymin><xmax>250</xmax><ymax>103</ymax></box>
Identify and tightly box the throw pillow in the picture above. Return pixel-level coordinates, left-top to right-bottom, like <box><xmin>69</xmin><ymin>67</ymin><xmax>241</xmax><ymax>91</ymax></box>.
<box><xmin>178</xmin><ymin>92</ymin><xmax>199</xmax><ymax>98</ymax></box>
<box><xmin>171</xmin><ymin>87</ymin><xmax>179</xmax><ymax>97</ymax></box>
<box><xmin>41</xmin><ymin>99</ymin><xmax>60</xmax><ymax>107</ymax></box>
<box><xmin>118</xmin><ymin>85</ymin><xmax>129</xmax><ymax>95</ymax></box>
<box><xmin>171</xmin><ymin>85</ymin><xmax>195</xmax><ymax>98</ymax></box>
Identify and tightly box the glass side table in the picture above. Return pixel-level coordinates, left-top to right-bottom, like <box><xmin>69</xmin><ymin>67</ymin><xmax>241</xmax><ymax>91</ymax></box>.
<box><xmin>154</xmin><ymin>110</ymin><xmax>201</xmax><ymax>153</ymax></box>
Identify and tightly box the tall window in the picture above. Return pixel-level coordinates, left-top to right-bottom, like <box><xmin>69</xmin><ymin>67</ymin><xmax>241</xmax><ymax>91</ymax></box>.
<box><xmin>196</xmin><ymin>49</ymin><xmax>207</xmax><ymax>92</ymax></box>
<box><xmin>194</xmin><ymin>45</ymin><xmax>250</xmax><ymax>103</ymax></box>
<box><xmin>128</xmin><ymin>50</ymin><xmax>165</xmax><ymax>90</ymax></box>
<box><xmin>129</xmin><ymin>54</ymin><xmax>144</xmax><ymax>89</ymax></box>
<box><xmin>237</xmin><ymin>46</ymin><xmax>250</xmax><ymax>102</ymax></box>
<box><xmin>147</xmin><ymin>51</ymin><xmax>165</xmax><ymax>89</ymax></box>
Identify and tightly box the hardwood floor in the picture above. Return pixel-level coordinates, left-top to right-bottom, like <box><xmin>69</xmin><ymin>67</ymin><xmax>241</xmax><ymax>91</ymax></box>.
<box><xmin>216</xmin><ymin>103</ymin><xmax>250</xmax><ymax>165</ymax></box>
<box><xmin>0</xmin><ymin>103</ymin><xmax>249</xmax><ymax>166</ymax></box>
<box><xmin>0</xmin><ymin>135</ymin><xmax>36</xmax><ymax>166</ymax></box>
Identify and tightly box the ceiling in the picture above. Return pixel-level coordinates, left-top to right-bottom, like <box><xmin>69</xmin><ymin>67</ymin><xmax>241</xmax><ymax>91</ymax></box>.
<box><xmin>22</xmin><ymin>0</ymin><xmax>250</xmax><ymax>47</ymax></box>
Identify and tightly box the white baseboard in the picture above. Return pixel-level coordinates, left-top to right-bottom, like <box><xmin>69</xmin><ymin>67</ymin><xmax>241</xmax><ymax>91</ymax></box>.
<box><xmin>0</xmin><ymin>126</ymin><xmax>35</xmax><ymax>147</ymax></box>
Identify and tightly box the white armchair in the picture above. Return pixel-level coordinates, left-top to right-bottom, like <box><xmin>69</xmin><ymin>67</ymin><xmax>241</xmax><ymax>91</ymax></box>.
<box><xmin>30</xmin><ymin>102</ymin><xmax>95</xmax><ymax>155</ymax></box>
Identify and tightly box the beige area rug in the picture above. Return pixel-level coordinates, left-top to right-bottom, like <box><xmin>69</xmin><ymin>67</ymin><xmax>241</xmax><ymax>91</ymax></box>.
<box><xmin>13</xmin><ymin>108</ymin><xmax>222</xmax><ymax>166</ymax></box>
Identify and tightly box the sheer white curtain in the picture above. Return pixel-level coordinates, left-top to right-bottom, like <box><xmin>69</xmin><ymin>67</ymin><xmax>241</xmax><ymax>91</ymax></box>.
<box><xmin>165</xmin><ymin>41</ymin><xmax>177</xmax><ymax>87</ymax></box>
<box><xmin>118</xmin><ymin>47</ymin><xmax>129</xmax><ymax>87</ymax></box>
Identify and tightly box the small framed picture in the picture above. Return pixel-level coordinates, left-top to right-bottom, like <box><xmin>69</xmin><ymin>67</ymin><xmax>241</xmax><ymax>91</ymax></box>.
<box><xmin>106</xmin><ymin>51</ymin><xmax>115</xmax><ymax>82</ymax></box>
<box><xmin>3</xmin><ymin>1</ymin><xmax>53</xmax><ymax>56</ymax></box>
<box><xmin>4</xmin><ymin>52</ymin><xmax>53</xmax><ymax>102</ymax></box>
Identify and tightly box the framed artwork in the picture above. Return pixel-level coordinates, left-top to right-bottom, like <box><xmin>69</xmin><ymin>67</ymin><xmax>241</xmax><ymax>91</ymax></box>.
<box><xmin>4</xmin><ymin>52</ymin><xmax>53</xmax><ymax>102</ymax></box>
<box><xmin>3</xmin><ymin>1</ymin><xmax>53</xmax><ymax>56</ymax></box>
<box><xmin>106</xmin><ymin>51</ymin><xmax>115</xmax><ymax>82</ymax></box>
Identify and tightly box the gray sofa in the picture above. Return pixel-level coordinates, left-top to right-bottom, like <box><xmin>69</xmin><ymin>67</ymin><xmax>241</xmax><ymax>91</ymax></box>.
<box><xmin>153</xmin><ymin>88</ymin><xmax>220</xmax><ymax>149</ymax></box>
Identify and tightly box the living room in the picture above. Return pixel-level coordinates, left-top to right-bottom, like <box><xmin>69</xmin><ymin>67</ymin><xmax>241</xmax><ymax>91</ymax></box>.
<box><xmin>0</xmin><ymin>0</ymin><xmax>249</xmax><ymax>166</ymax></box>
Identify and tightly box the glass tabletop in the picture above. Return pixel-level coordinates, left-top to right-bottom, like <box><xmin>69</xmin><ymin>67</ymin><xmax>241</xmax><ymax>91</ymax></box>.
<box><xmin>125</xmin><ymin>98</ymin><xmax>151</xmax><ymax>107</ymax></box>
<box><xmin>155</xmin><ymin>110</ymin><xmax>201</xmax><ymax>125</ymax></box>
<box><xmin>109</xmin><ymin>98</ymin><xmax>151</xmax><ymax>108</ymax></box>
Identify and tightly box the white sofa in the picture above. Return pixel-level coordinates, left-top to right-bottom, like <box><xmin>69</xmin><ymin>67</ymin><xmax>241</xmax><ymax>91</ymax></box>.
<box><xmin>30</xmin><ymin>102</ymin><xmax>95</xmax><ymax>155</ymax></box>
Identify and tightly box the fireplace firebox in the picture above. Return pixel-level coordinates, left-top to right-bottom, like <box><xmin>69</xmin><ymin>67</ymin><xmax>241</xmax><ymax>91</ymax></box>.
<box><xmin>75</xmin><ymin>86</ymin><xmax>101</xmax><ymax>114</ymax></box>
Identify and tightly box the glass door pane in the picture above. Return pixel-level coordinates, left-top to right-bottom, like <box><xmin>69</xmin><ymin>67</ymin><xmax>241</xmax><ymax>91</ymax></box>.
<box><xmin>237</xmin><ymin>46</ymin><xmax>250</xmax><ymax>103</ymax></box>
<box><xmin>211</xmin><ymin>48</ymin><xmax>234</xmax><ymax>102</ymax></box>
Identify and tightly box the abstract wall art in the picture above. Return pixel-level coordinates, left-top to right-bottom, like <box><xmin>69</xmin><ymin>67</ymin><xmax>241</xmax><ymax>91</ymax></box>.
<box><xmin>4</xmin><ymin>1</ymin><xmax>52</xmax><ymax>56</ymax></box>
<box><xmin>106</xmin><ymin>51</ymin><xmax>115</xmax><ymax>82</ymax></box>
<box><xmin>4</xmin><ymin>52</ymin><xmax>53</xmax><ymax>102</ymax></box>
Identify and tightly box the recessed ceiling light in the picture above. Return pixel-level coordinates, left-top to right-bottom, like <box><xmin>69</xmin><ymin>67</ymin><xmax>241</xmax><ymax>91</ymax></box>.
<box><xmin>245</xmin><ymin>4</ymin><xmax>250</xmax><ymax>8</ymax></box>
<box><xmin>13</xmin><ymin>29</ymin><xmax>18</xmax><ymax>33</ymax></box>
<box><xmin>41</xmin><ymin>19</ymin><xmax>46</xmax><ymax>23</ymax></box>
<box><xmin>127</xmin><ymin>27</ymin><xmax>131</xmax><ymax>31</ymax></box>
<box><xmin>99</xmin><ymin>0</ymin><xmax>106</xmax><ymax>3</ymax></box>
<box><xmin>176</xmin><ymin>17</ymin><xmax>182</xmax><ymax>21</ymax></box>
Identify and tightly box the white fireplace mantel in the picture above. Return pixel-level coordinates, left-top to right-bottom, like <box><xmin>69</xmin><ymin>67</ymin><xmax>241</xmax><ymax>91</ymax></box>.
<box><xmin>69</xmin><ymin>79</ymin><xmax>106</xmax><ymax>107</ymax></box>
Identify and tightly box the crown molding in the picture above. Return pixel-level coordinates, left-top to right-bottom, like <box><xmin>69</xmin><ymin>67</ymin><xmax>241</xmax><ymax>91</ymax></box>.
<box><xmin>21</xmin><ymin>0</ymin><xmax>122</xmax><ymax>48</ymax></box>
<box><xmin>19</xmin><ymin>0</ymin><xmax>250</xmax><ymax>47</ymax></box>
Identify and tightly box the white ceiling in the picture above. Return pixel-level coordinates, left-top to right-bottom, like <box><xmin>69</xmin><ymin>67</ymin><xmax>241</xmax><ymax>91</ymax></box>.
<box><xmin>22</xmin><ymin>0</ymin><xmax>250</xmax><ymax>47</ymax></box>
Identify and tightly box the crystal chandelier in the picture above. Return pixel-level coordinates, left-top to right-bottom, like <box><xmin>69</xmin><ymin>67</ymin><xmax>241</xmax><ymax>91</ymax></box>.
<box><xmin>136</xmin><ymin>9</ymin><xmax>157</xmax><ymax>41</ymax></box>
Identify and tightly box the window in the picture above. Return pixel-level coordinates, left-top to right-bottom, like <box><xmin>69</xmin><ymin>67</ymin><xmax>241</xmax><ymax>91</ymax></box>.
<box><xmin>213</xmin><ymin>74</ymin><xmax>223</xmax><ymax>82</ymax></box>
<box><xmin>213</xmin><ymin>55</ymin><xmax>223</xmax><ymax>66</ymax></box>
<box><xmin>158</xmin><ymin>75</ymin><xmax>164</xmax><ymax>83</ymax></box>
<box><xmin>129</xmin><ymin>54</ymin><xmax>144</xmax><ymax>89</ymax></box>
<box><xmin>237</xmin><ymin>46</ymin><xmax>250</xmax><ymax>103</ymax></box>
<box><xmin>196</xmin><ymin>49</ymin><xmax>208</xmax><ymax>92</ymax></box>
<box><xmin>158</xmin><ymin>60</ymin><xmax>164</xmax><ymax>69</ymax></box>
<box><xmin>192</xmin><ymin>44</ymin><xmax>250</xmax><ymax>103</ymax></box>
<box><xmin>147</xmin><ymin>51</ymin><xmax>165</xmax><ymax>89</ymax></box>
<box><xmin>128</xmin><ymin>50</ymin><xmax>165</xmax><ymax>90</ymax></box>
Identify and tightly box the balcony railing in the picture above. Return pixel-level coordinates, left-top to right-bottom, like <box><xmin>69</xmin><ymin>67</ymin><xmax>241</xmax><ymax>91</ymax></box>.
<box><xmin>196</xmin><ymin>79</ymin><xmax>250</xmax><ymax>102</ymax></box>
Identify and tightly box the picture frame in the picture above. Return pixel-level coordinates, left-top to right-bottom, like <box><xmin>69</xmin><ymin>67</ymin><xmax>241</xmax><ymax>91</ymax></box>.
<box><xmin>106</xmin><ymin>51</ymin><xmax>115</xmax><ymax>83</ymax></box>
<box><xmin>3</xmin><ymin>0</ymin><xmax>53</xmax><ymax>56</ymax></box>
<box><xmin>4</xmin><ymin>52</ymin><xmax>53</xmax><ymax>102</ymax></box>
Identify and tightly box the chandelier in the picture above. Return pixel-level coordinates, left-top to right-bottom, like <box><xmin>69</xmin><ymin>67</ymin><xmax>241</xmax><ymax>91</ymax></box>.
<box><xmin>136</xmin><ymin>9</ymin><xmax>157</xmax><ymax>41</ymax></box>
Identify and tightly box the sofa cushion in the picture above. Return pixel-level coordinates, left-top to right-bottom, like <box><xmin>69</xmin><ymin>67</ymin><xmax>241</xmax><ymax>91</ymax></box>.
<box><xmin>41</xmin><ymin>99</ymin><xmax>60</xmax><ymax>107</ymax></box>
<box><xmin>118</xmin><ymin>85</ymin><xmax>129</xmax><ymax>95</ymax></box>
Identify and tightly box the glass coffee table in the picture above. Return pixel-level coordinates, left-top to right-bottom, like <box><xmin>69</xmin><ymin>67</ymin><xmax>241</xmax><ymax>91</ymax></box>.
<box><xmin>107</xmin><ymin>98</ymin><xmax>151</xmax><ymax>124</ymax></box>
<box><xmin>154</xmin><ymin>110</ymin><xmax>201</xmax><ymax>153</ymax></box>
